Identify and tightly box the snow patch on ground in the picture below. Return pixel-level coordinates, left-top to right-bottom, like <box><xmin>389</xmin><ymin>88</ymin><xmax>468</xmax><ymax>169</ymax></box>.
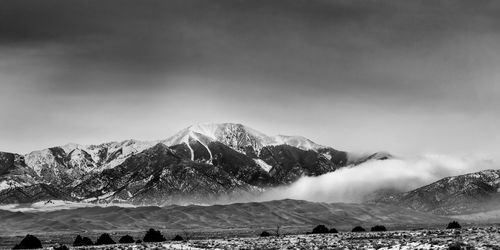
<box><xmin>0</xmin><ymin>200</ymin><xmax>137</xmax><ymax>212</ymax></box>
<box><xmin>162</xmin><ymin>243</ymin><xmax>203</xmax><ymax>250</ymax></box>
<box><xmin>83</xmin><ymin>191</ymin><xmax>117</xmax><ymax>202</ymax></box>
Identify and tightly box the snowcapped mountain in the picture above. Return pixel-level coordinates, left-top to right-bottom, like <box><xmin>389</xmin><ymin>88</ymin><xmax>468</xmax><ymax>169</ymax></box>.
<box><xmin>376</xmin><ymin>169</ymin><xmax>500</xmax><ymax>215</ymax></box>
<box><xmin>271</xmin><ymin>134</ymin><xmax>324</xmax><ymax>151</ymax></box>
<box><xmin>22</xmin><ymin>140</ymin><xmax>157</xmax><ymax>186</ymax></box>
<box><xmin>163</xmin><ymin>123</ymin><xmax>325</xmax><ymax>158</ymax></box>
<box><xmin>0</xmin><ymin>123</ymin><xmax>389</xmax><ymax>205</ymax></box>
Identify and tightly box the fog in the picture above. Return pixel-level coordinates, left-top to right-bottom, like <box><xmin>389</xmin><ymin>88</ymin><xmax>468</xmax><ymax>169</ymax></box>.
<box><xmin>257</xmin><ymin>154</ymin><xmax>499</xmax><ymax>203</ymax></box>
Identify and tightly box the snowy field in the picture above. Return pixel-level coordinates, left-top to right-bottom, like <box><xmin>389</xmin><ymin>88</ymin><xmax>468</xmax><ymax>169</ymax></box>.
<box><xmin>24</xmin><ymin>227</ymin><xmax>498</xmax><ymax>250</ymax></box>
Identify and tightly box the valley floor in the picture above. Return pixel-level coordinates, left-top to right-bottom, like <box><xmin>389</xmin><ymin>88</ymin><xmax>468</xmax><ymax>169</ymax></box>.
<box><xmin>132</xmin><ymin>228</ymin><xmax>500</xmax><ymax>250</ymax></box>
<box><xmin>2</xmin><ymin>227</ymin><xmax>500</xmax><ymax>250</ymax></box>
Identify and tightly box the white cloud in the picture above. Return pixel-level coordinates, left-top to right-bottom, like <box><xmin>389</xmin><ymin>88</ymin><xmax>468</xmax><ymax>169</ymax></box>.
<box><xmin>257</xmin><ymin>154</ymin><xmax>499</xmax><ymax>203</ymax></box>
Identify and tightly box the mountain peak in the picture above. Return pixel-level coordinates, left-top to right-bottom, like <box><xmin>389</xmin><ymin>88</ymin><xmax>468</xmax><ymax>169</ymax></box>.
<box><xmin>271</xmin><ymin>135</ymin><xmax>324</xmax><ymax>151</ymax></box>
<box><xmin>187</xmin><ymin>123</ymin><xmax>263</xmax><ymax>140</ymax></box>
<box><xmin>163</xmin><ymin>123</ymin><xmax>325</xmax><ymax>152</ymax></box>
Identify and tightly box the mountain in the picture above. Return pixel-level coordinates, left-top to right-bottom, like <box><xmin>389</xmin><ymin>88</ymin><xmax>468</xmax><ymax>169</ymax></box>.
<box><xmin>0</xmin><ymin>123</ymin><xmax>389</xmax><ymax>205</ymax></box>
<box><xmin>71</xmin><ymin>143</ymin><xmax>257</xmax><ymax>205</ymax></box>
<box><xmin>162</xmin><ymin>123</ymin><xmax>325</xmax><ymax>158</ymax></box>
<box><xmin>24</xmin><ymin>140</ymin><xmax>157</xmax><ymax>186</ymax></box>
<box><xmin>0</xmin><ymin>152</ymin><xmax>39</xmax><ymax>193</ymax></box>
<box><xmin>376</xmin><ymin>169</ymin><xmax>500</xmax><ymax>215</ymax></box>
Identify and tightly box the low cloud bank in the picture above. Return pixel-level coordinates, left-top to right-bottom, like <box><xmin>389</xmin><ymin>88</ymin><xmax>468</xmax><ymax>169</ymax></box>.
<box><xmin>258</xmin><ymin>154</ymin><xmax>499</xmax><ymax>203</ymax></box>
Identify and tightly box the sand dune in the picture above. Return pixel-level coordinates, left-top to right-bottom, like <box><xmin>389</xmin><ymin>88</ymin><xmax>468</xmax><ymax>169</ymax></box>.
<box><xmin>0</xmin><ymin>199</ymin><xmax>450</xmax><ymax>236</ymax></box>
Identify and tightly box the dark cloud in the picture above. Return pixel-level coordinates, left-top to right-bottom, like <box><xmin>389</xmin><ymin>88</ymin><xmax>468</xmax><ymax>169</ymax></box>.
<box><xmin>3</xmin><ymin>0</ymin><xmax>499</xmax><ymax>90</ymax></box>
<box><xmin>1</xmin><ymin>0</ymin><xmax>499</xmax><ymax>153</ymax></box>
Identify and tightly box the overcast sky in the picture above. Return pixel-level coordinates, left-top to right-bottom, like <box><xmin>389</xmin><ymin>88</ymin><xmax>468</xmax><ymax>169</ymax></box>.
<box><xmin>1</xmin><ymin>0</ymin><xmax>499</xmax><ymax>156</ymax></box>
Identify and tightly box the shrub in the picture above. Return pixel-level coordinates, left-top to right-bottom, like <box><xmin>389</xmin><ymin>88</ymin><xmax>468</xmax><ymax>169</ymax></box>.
<box><xmin>119</xmin><ymin>235</ymin><xmax>135</xmax><ymax>244</ymax></box>
<box><xmin>53</xmin><ymin>244</ymin><xmax>69</xmax><ymax>250</ymax></box>
<box><xmin>260</xmin><ymin>231</ymin><xmax>271</xmax><ymax>237</ymax></box>
<box><xmin>135</xmin><ymin>239</ymin><xmax>142</xmax><ymax>244</ymax></box>
<box><xmin>81</xmin><ymin>237</ymin><xmax>93</xmax><ymax>246</ymax></box>
<box><xmin>312</xmin><ymin>225</ymin><xmax>329</xmax><ymax>234</ymax></box>
<box><xmin>74</xmin><ymin>235</ymin><xmax>94</xmax><ymax>246</ymax></box>
<box><xmin>447</xmin><ymin>221</ymin><xmax>462</xmax><ymax>229</ymax></box>
<box><xmin>143</xmin><ymin>228</ymin><xmax>166</xmax><ymax>242</ymax></box>
<box><xmin>95</xmin><ymin>233</ymin><xmax>116</xmax><ymax>245</ymax></box>
<box><xmin>73</xmin><ymin>235</ymin><xmax>83</xmax><ymax>247</ymax></box>
<box><xmin>351</xmin><ymin>226</ymin><xmax>366</xmax><ymax>232</ymax></box>
<box><xmin>329</xmin><ymin>228</ymin><xmax>339</xmax><ymax>233</ymax></box>
<box><xmin>172</xmin><ymin>235</ymin><xmax>184</xmax><ymax>241</ymax></box>
<box><xmin>371</xmin><ymin>225</ymin><xmax>387</xmax><ymax>232</ymax></box>
<box><xmin>13</xmin><ymin>234</ymin><xmax>42</xmax><ymax>249</ymax></box>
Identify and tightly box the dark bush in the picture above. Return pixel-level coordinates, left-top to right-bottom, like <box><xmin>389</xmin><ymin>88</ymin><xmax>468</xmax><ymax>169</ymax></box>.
<box><xmin>172</xmin><ymin>235</ymin><xmax>184</xmax><ymax>241</ymax></box>
<box><xmin>135</xmin><ymin>239</ymin><xmax>142</xmax><ymax>244</ymax></box>
<box><xmin>329</xmin><ymin>228</ymin><xmax>339</xmax><ymax>233</ymax></box>
<box><xmin>81</xmin><ymin>237</ymin><xmax>93</xmax><ymax>246</ymax></box>
<box><xmin>118</xmin><ymin>235</ymin><xmax>135</xmax><ymax>244</ymax></box>
<box><xmin>143</xmin><ymin>228</ymin><xmax>166</xmax><ymax>242</ymax></box>
<box><xmin>53</xmin><ymin>244</ymin><xmax>69</xmax><ymax>250</ymax></box>
<box><xmin>95</xmin><ymin>233</ymin><xmax>116</xmax><ymax>245</ymax></box>
<box><xmin>371</xmin><ymin>225</ymin><xmax>387</xmax><ymax>232</ymax></box>
<box><xmin>13</xmin><ymin>234</ymin><xmax>42</xmax><ymax>249</ymax></box>
<box><xmin>447</xmin><ymin>221</ymin><xmax>462</xmax><ymax>229</ymax></box>
<box><xmin>312</xmin><ymin>225</ymin><xmax>329</xmax><ymax>234</ymax></box>
<box><xmin>74</xmin><ymin>235</ymin><xmax>94</xmax><ymax>246</ymax></box>
<box><xmin>73</xmin><ymin>235</ymin><xmax>83</xmax><ymax>247</ymax></box>
<box><xmin>351</xmin><ymin>226</ymin><xmax>366</xmax><ymax>232</ymax></box>
<box><xmin>260</xmin><ymin>231</ymin><xmax>271</xmax><ymax>237</ymax></box>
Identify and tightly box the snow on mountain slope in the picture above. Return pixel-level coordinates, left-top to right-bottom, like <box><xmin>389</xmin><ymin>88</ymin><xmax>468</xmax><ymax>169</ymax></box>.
<box><xmin>163</xmin><ymin>123</ymin><xmax>326</xmax><ymax>155</ymax></box>
<box><xmin>61</xmin><ymin>139</ymin><xmax>158</xmax><ymax>169</ymax></box>
<box><xmin>270</xmin><ymin>135</ymin><xmax>323</xmax><ymax>151</ymax></box>
<box><xmin>254</xmin><ymin>159</ymin><xmax>273</xmax><ymax>172</ymax></box>
<box><xmin>377</xmin><ymin>169</ymin><xmax>500</xmax><ymax>215</ymax></box>
<box><xmin>0</xmin><ymin>152</ymin><xmax>40</xmax><ymax>192</ymax></box>
<box><xmin>21</xmin><ymin>139</ymin><xmax>158</xmax><ymax>187</ymax></box>
<box><xmin>0</xmin><ymin>180</ymin><xmax>32</xmax><ymax>192</ymax></box>
<box><xmin>164</xmin><ymin>123</ymin><xmax>268</xmax><ymax>153</ymax></box>
<box><xmin>21</xmin><ymin>123</ymin><xmax>333</xmax><ymax>180</ymax></box>
<box><xmin>0</xmin><ymin>123</ymin><xmax>387</xmax><ymax>205</ymax></box>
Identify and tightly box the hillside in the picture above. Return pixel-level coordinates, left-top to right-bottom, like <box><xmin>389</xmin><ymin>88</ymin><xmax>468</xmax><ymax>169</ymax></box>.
<box><xmin>376</xmin><ymin>169</ymin><xmax>500</xmax><ymax>215</ymax></box>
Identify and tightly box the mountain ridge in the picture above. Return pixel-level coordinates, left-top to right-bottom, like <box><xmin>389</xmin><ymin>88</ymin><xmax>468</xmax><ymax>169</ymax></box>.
<box><xmin>0</xmin><ymin>123</ymin><xmax>389</xmax><ymax>205</ymax></box>
<box><xmin>375</xmin><ymin>169</ymin><xmax>500</xmax><ymax>215</ymax></box>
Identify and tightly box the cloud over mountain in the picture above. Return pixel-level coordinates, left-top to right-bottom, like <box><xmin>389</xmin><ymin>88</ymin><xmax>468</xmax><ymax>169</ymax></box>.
<box><xmin>259</xmin><ymin>154</ymin><xmax>499</xmax><ymax>203</ymax></box>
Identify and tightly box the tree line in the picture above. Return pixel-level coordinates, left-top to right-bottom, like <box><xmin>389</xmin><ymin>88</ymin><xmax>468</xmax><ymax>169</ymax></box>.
<box><xmin>12</xmin><ymin>221</ymin><xmax>462</xmax><ymax>249</ymax></box>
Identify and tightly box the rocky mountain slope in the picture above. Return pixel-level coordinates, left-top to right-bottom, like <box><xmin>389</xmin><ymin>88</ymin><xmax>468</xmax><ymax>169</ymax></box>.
<box><xmin>0</xmin><ymin>123</ymin><xmax>388</xmax><ymax>205</ymax></box>
<box><xmin>376</xmin><ymin>169</ymin><xmax>500</xmax><ymax>215</ymax></box>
